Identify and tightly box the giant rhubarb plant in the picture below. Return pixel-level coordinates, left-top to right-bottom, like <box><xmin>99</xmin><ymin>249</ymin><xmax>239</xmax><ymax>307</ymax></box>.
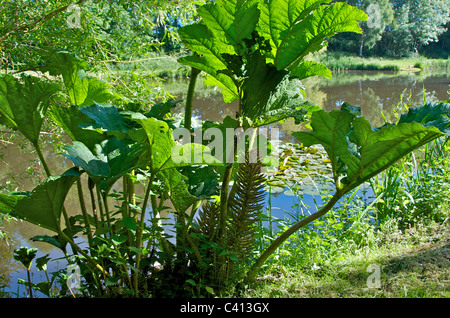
<box><xmin>246</xmin><ymin>102</ymin><xmax>450</xmax><ymax>279</ymax></box>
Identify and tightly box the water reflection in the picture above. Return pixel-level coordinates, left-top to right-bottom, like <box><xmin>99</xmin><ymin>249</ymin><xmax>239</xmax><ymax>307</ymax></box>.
<box><xmin>167</xmin><ymin>70</ymin><xmax>450</xmax><ymax>130</ymax></box>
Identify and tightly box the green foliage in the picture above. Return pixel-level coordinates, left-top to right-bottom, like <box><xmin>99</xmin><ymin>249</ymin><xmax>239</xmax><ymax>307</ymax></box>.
<box><xmin>42</xmin><ymin>51</ymin><xmax>122</xmax><ymax>107</ymax></box>
<box><xmin>370</xmin><ymin>137</ymin><xmax>450</xmax><ymax>228</ymax></box>
<box><xmin>178</xmin><ymin>0</ymin><xmax>367</xmax><ymax>124</ymax></box>
<box><xmin>63</xmin><ymin>139</ymin><xmax>145</xmax><ymax>192</ymax></box>
<box><xmin>49</xmin><ymin>104</ymin><xmax>106</xmax><ymax>151</ymax></box>
<box><xmin>0</xmin><ymin>74</ymin><xmax>60</xmax><ymax>144</ymax></box>
<box><xmin>258</xmin><ymin>0</ymin><xmax>367</xmax><ymax>70</ymax></box>
<box><xmin>294</xmin><ymin>102</ymin><xmax>450</xmax><ymax>193</ymax></box>
<box><xmin>330</xmin><ymin>0</ymin><xmax>450</xmax><ymax>57</ymax></box>
<box><xmin>13</xmin><ymin>247</ymin><xmax>37</xmax><ymax>270</ymax></box>
<box><xmin>4</xmin><ymin>168</ymin><xmax>82</xmax><ymax>233</ymax></box>
<box><xmin>1</xmin><ymin>0</ymin><xmax>448</xmax><ymax>299</ymax></box>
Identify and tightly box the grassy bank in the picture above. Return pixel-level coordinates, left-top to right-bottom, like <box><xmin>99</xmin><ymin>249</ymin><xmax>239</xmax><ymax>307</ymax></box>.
<box><xmin>321</xmin><ymin>52</ymin><xmax>450</xmax><ymax>72</ymax></box>
<box><xmin>106</xmin><ymin>51</ymin><xmax>450</xmax><ymax>80</ymax></box>
<box><xmin>246</xmin><ymin>220</ymin><xmax>449</xmax><ymax>298</ymax></box>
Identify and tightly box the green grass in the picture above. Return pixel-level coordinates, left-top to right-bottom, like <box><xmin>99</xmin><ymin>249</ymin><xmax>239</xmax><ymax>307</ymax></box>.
<box><xmin>322</xmin><ymin>52</ymin><xmax>450</xmax><ymax>72</ymax></box>
<box><xmin>245</xmin><ymin>219</ymin><xmax>449</xmax><ymax>298</ymax></box>
<box><xmin>106</xmin><ymin>52</ymin><xmax>191</xmax><ymax>79</ymax></box>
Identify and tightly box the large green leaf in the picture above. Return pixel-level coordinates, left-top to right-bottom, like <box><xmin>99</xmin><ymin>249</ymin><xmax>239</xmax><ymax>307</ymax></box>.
<box><xmin>49</xmin><ymin>104</ymin><xmax>106</xmax><ymax>150</ymax></box>
<box><xmin>129</xmin><ymin>116</ymin><xmax>198</xmax><ymax>213</ymax></box>
<box><xmin>397</xmin><ymin>102</ymin><xmax>450</xmax><ymax>134</ymax></box>
<box><xmin>178</xmin><ymin>0</ymin><xmax>262</xmax><ymax>104</ymax></box>
<box><xmin>42</xmin><ymin>51</ymin><xmax>122</xmax><ymax>106</ymax></box>
<box><xmin>293</xmin><ymin>102</ymin><xmax>450</xmax><ymax>193</ymax></box>
<box><xmin>246</xmin><ymin>73</ymin><xmax>318</xmax><ymax>126</ymax></box>
<box><xmin>129</xmin><ymin>116</ymin><xmax>175</xmax><ymax>171</ymax></box>
<box><xmin>1</xmin><ymin>168</ymin><xmax>82</xmax><ymax>233</ymax></box>
<box><xmin>0</xmin><ymin>192</ymin><xmax>25</xmax><ymax>215</ymax></box>
<box><xmin>178</xmin><ymin>0</ymin><xmax>367</xmax><ymax>118</ymax></box>
<box><xmin>257</xmin><ymin>0</ymin><xmax>367</xmax><ymax>73</ymax></box>
<box><xmin>290</xmin><ymin>60</ymin><xmax>332</xmax><ymax>81</ymax></box>
<box><xmin>198</xmin><ymin>0</ymin><xmax>260</xmax><ymax>47</ymax></box>
<box><xmin>63</xmin><ymin>137</ymin><xmax>146</xmax><ymax>191</ymax></box>
<box><xmin>179</xmin><ymin>166</ymin><xmax>220</xmax><ymax>200</ymax></box>
<box><xmin>0</xmin><ymin>75</ymin><xmax>60</xmax><ymax>143</ymax></box>
<box><xmin>78</xmin><ymin>103</ymin><xmax>134</xmax><ymax>140</ymax></box>
<box><xmin>178</xmin><ymin>24</ymin><xmax>239</xmax><ymax>103</ymax></box>
<box><xmin>241</xmin><ymin>50</ymin><xmax>289</xmax><ymax>119</ymax></box>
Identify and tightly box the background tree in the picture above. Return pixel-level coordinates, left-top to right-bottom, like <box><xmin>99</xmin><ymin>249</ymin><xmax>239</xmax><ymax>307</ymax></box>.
<box><xmin>328</xmin><ymin>0</ymin><xmax>450</xmax><ymax>57</ymax></box>
<box><xmin>329</xmin><ymin>0</ymin><xmax>394</xmax><ymax>57</ymax></box>
<box><xmin>381</xmin><ymin>0</ymin><xmax>450</xmax><ymax>57</ymax></box>
<box><xmin>0</xmin><ymin>0</ymin><xmax>204</xmax><ymax>105</ymax></box>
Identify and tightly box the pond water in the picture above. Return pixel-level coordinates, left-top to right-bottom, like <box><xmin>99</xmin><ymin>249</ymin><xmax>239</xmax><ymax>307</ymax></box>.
<box><xmin>1</xmin><ymin>69</ymin><xmax>449</xmax><ymax>297</ymax></box>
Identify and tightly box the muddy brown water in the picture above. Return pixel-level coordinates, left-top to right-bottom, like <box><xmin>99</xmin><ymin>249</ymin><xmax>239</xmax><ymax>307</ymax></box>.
<box><xmin>1</xmin><ymin>70</ymin><xmax>449</xmax><ymax>297</ymax></box>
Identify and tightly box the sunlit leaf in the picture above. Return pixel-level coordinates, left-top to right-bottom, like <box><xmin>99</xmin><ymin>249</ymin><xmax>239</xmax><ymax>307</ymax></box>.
<box><xmin>293</xmin><ymin>102</ymin><xmax>450</xmax><ymax>193</ymax></box>
<box><xmin>49</xmin><ymin>104</ymin><xmax>106</xmax><ymax>151</ymax></box>
<box><xmin>63</xmin><ymin>138</ymin><xmax>146</xmax><ymax>191</ymax></box>
<box><xmin>0</xmin><ymin>74</ymin><xmax>60</xmax><ymax>144</ymax></box>
<box><xmin>42</xmin><ymin>51</ymin><xmax>123</xmax><ymax>106</ymax></box>
<box><xmin>257</xmin><ymin>0</ymin><xmax>367</xmax><ymax>71</ymax></box>
<box><xmin>198</xmin><ymin>0</ymin><xmax>260</xmax><ymax>46</ymax></box>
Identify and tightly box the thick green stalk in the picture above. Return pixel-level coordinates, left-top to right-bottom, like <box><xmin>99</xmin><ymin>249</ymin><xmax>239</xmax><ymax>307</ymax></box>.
<box><xmin>246</xmin><ymin>191</ymin><xmax>342</xmax><ymax>281</ymax></box>
<box><xmin>102</xmin><ymin>191</ymin><xmax>114</xmax><ymax>233</ymax></box>
<box><xmin>133</xmin><ymin>173</ymin><xmax>155</xmax><ymax>296</ymax></box>
<box><xmin>59</xmin><ymin>231</ymin><xmax>110</xmax><ymax>278</ymax></box>
<box><xmin>217</xmin><ymin>164</ymin><xmax>233</xmax><ymax>244</ymax></box>
<box><xmin>96</xmin><ymin>186</ymin><xmax>106</xmax><ymax>223</ymax></box>
<box><xmin>33</xmin><ymin>140</ymin><xmax>75</xmax><ymax>238</ymax></box>
<box><xmin>32</xmin><ymin>141</ymin><xmax>51</xmax><ymax>178</ymax></box>
<box><xmin>184</xmin><ymin>67</ymin><xmax>201</xmax><ymax>131</ymax></box>
<box><xmin>88</xmin><ymin>179</ymin><xmax>99</xmax><ymax>228</ymax></box>
<box><xmin>76</xmin><ymin>179</ymin><xmax>94</xmax><ymax>247</ymax></box>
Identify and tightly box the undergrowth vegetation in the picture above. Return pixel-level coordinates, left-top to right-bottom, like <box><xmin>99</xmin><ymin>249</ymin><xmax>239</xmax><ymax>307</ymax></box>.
<box><xmin>0</xmin><ymin>0</ymin><xmax>449</xmax><ymax>299</ymax></box>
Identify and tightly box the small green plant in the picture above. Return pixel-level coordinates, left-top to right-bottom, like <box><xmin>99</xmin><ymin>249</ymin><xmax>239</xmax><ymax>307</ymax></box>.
<box><xmin>13</xmin><ymin>246</ymin><xmax>37</xmax><ymax>298</ymax></box>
